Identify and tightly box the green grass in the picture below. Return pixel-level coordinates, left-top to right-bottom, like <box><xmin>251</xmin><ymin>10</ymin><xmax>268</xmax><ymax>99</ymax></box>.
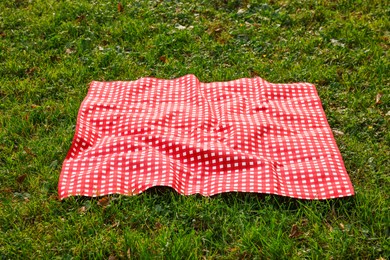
<box><xmin>1</xmin><ymin>0</ymin><xmax>389</xmax><ymax>258</ymax></box>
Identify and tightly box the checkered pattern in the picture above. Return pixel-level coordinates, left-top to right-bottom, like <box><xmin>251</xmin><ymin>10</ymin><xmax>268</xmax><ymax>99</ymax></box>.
<box><xmin>59</xmin><ymin>75</ymin><xmax>354</xmax><ymax>200</ymax></box>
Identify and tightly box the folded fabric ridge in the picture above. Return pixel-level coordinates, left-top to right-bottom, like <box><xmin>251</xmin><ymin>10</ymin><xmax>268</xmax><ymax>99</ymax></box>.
<box><xmin>59</xmin><ymin>74</ymin><xmax>354</xmax><ymax>199</ymax></box>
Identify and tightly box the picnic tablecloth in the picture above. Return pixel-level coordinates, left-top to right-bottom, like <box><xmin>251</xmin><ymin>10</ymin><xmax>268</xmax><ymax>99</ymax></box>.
<box><xmin>59</xmin><ymin>75</ymin><xmax>354</xmax><ymax>199</ymax></box>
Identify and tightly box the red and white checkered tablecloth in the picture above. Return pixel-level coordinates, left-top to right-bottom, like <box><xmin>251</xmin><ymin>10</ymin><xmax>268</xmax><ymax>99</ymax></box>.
<box><xmin>59</xmin><ymin>75</ymin><xmax>354</xmax><ymax>200</ymax></box>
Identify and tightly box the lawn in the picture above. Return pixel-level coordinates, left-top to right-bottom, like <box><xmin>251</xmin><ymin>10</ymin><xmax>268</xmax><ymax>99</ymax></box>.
<box><xmin>0</xmin><ymin>0</ymin><xmax>389</xmax><ymax>258</ymax></box>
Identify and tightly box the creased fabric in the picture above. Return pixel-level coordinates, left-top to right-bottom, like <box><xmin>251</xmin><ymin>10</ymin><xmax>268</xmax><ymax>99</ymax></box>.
<box><xmin>59</xmin><ymin>75</ymin><xmax>354</xmax><ymax>199</ymax></box>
